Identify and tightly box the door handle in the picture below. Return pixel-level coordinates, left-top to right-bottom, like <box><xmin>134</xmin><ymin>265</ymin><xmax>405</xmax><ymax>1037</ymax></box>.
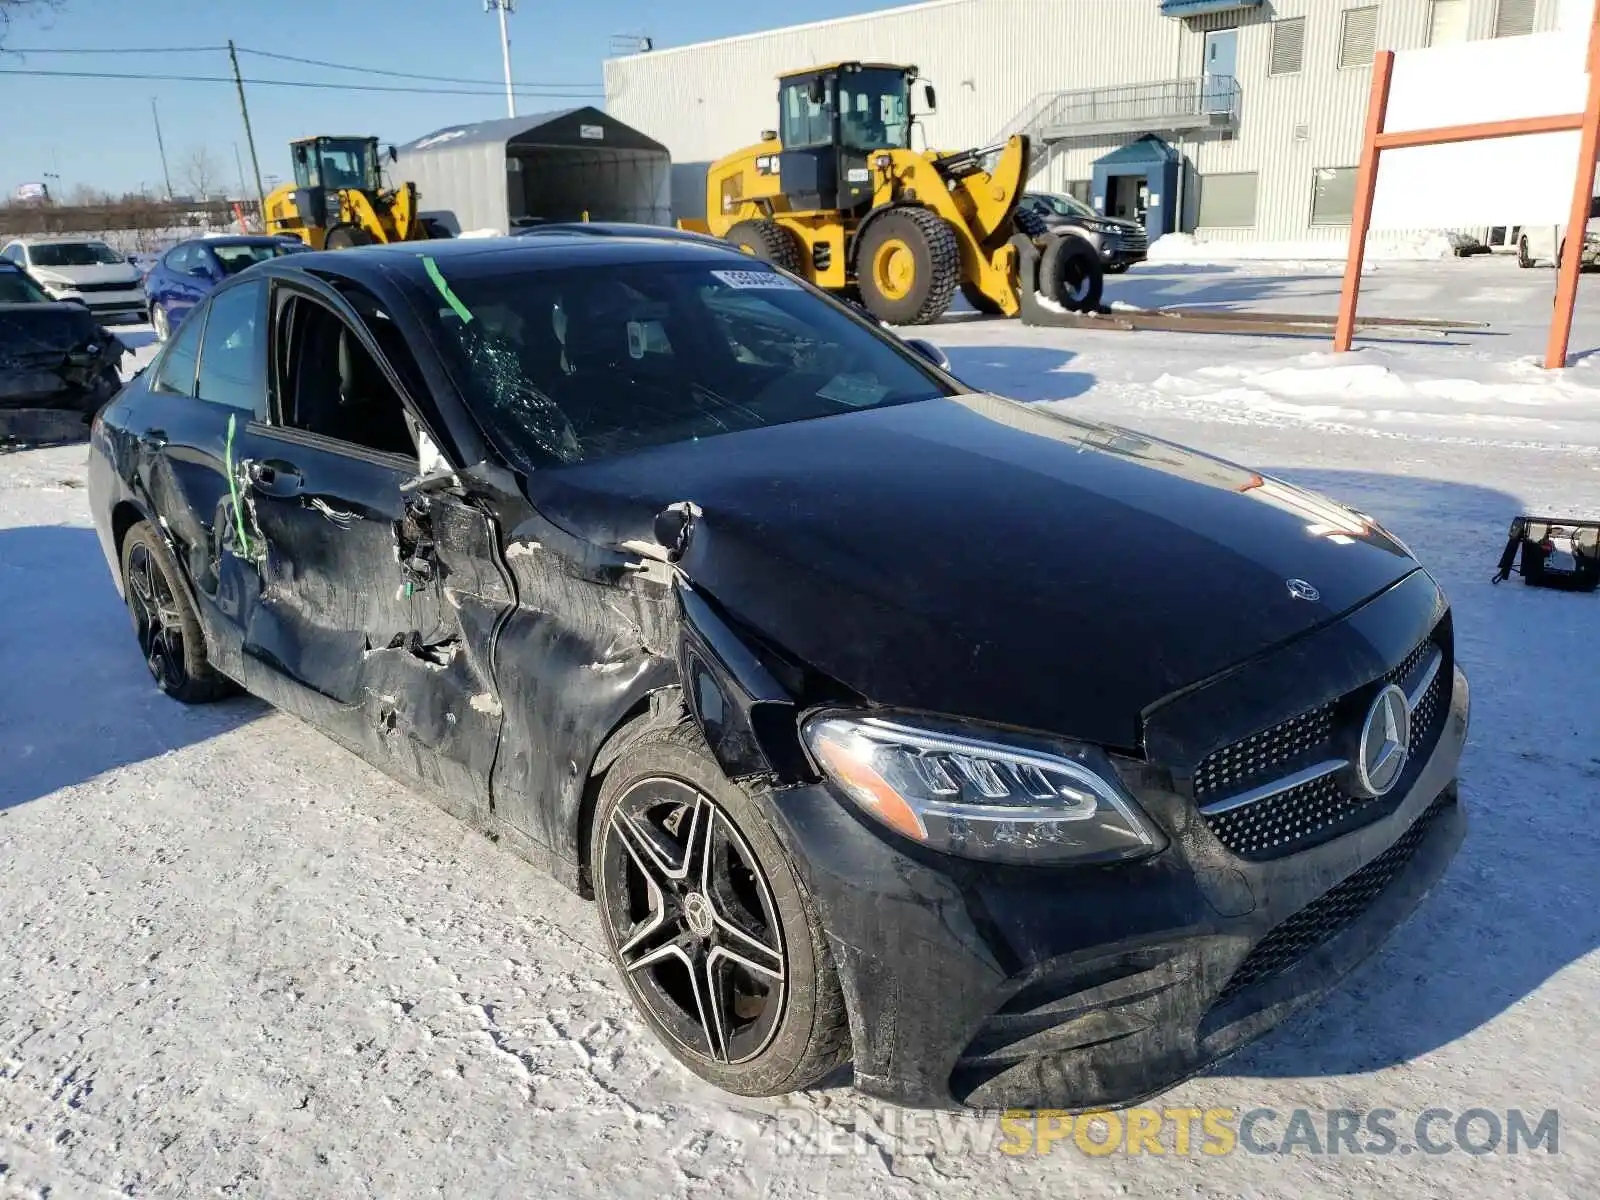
<box><xmin>137</xmin><ymin>428</ymin><xmax>167</xmax><ymax>450</ymax></box>
<box><xmin>247</xmin><ymin>459</ymin><xmax>303</xmax><ymax>497</ymax></box>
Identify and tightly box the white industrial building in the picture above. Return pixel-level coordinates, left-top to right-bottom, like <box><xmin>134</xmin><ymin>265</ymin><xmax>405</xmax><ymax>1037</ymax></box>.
<box><xmin>604</xmin><ymin>0</ymin><xmax>1568</xmax><ymax>246</ymax></box>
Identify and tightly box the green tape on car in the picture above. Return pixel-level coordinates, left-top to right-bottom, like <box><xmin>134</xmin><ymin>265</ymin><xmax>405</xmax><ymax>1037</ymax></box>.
<box><xmin>225</xmin><ymin>412</ymin><xmax>252</xmax><ymax>555</ymax></box>
<box><xmin>422</xmin><ymin>256</ymin><xmax>474</xmax><ymax>324</ymax></box>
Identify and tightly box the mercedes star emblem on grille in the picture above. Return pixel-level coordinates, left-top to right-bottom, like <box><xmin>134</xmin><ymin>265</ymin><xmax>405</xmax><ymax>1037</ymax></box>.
<box><xmin>1356</xmin><ymin>684</ymin><xmax>1412</xmax><ymax>797</ymax></box>
<box><xmin>1286</xmin><ymin>578</ymin><xmax>1321</xmax><ymax>602</ymax></box>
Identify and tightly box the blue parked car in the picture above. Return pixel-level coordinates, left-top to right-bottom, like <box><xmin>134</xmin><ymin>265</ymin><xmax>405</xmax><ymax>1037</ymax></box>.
<box><xmin>144</xmin><ymin>236</ymin><xmax>308</xmax><ymax>342</ymax></box>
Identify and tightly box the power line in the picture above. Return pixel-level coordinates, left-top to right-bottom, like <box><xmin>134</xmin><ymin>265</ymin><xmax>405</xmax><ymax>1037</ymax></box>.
<box><xmin>0</xmin><ymin>67</ymin><xmax>602</xmax><ymax>98</ymax></box>
<box><xmin>0</xmin><ymin>43</ymin><xmax>602</xmax><ymax>93</ymax></box>
<box><xmin>0</xmin><ymin>45</ymin><xmax>227</xmax><ymax>54</ymax></box>
<box><xmin>234</xmin><ymin>46</ymin><xmax>596</xmax><ymax>92</ymax></box>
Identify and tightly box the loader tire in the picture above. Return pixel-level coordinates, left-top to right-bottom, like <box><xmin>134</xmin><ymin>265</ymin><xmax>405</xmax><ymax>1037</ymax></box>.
<box><xmin>959</xmin><ymin>281</ymin><xmax>1005</xmax><ymax>315</ymax></box>
<box><xmin>726</xmin><ymin>220</ymin><xmax>802</xmax><ymax>272</ymax></box>
<box><xmin>856</xmin><ymin>207</ymin><xmax>961</xmax><ymax>326</ymax></box>
<box><xmin>325</xmin><ymin>224</ymin><xmax>376</xmax><ymax>250</ymax></box>
<box><xmin>1039</xmin><ymin>235</ymin><xmax>1104</xmax><ymax>314</ymax></box>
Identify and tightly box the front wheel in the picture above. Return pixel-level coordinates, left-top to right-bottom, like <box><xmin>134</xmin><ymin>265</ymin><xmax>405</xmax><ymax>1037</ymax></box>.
<box><xmin>591</xmin><ymin>724</ymin><xmax>850</xmax><ymax>1096</ymax></box>
<box><xmin>855</xmin><ymin>207</ymin><xmax>961</xmax><ymax>325</ymax></box>
<box><xmin>325</xmin><ymin>224</ymin><xmax>377</xmax><ymax>250</ymax></box>
<box><xmin>1039</xmin><ymin>235</ymin><xmax>1105</xmax><ymax>313</ymax></box>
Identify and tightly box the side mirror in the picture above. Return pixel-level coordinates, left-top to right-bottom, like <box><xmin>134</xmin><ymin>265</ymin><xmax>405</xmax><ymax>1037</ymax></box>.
<box><xmin>387</xmin><ymin>144</ymin><xmax>399</xmax><ymax>164</ymax></box>
<box><xmin>760</xmin><ymin>129</ymin><xmax>778</xmax><ymax>143</ymax></box>
<box><xmin>923</xmin><ymin>83</ymin><xmax>937</xmax><ymax>111</ymax></box>
<box><xmin>905</xmin><ymin>337</ymin><xmax>950</xmax><ymax>372</ymax></box>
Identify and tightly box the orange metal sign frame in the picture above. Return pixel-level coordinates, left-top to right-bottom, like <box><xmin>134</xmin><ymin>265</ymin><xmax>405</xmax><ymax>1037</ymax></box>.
<box><xmin>1335</xmin><ymin>0</ymin><xmax>1600</xmax><ymax>368</ymax></box>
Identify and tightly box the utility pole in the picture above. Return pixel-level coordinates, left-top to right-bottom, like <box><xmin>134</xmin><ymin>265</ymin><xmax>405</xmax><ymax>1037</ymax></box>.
<box><xmin>486</xmin><ymin>0</ymin><xmax>516</xmax><ymax>118</ymax></box>
<box><xmin>227</xmin><ymin>40</ymin><xmax>267</xmax><ymax>220</ymax></box>
<box><xmin>151</xmin><ymin>99</ymin><xmax>174</xmax><ymax>200</ymax></box>
<box><xmin>232</xmin><ymin>142</ymin><xmax>248</xmax><ymax>200</ymax></box>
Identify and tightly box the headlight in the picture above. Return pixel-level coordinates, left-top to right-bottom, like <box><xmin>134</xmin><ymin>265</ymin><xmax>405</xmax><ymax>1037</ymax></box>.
<box><xmin>801</xmin><ymin>713</ymin><xmax>1162</xmax><ymax>865</ymax></box>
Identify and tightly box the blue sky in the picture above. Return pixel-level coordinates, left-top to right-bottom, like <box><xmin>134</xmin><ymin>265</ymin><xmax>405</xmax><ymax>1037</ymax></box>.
<box><xmin>0</xmin><ymin>0</ymin><xmax>898</xmax><ymax>200</ymax></box>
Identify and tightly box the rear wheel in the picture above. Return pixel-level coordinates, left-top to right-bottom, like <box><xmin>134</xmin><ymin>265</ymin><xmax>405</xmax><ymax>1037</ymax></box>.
<box><xmin>855</xmin><ymin>207</ymin><xmax>961</xmax><ymax>325</ymax></box>
<box><xmin>1518</xmin><ymin>237</ymin><xmax>1534</xmax><ymax>268</ymax></box>
<box><xmin>592</xmin><ymin>724</ymin><xmax>850</xmax><ymax>1096</ymax></box>
<box><xmin>725</xmin><ymin>219</ymin><xmax>802</xmax><ymax>272</ymax></box>
<box><xmin>1039</xmin><ymin>235</ymin><xmax>1104</xmax><ymax>313</ymax></box>
<box><xmin>325</xmin><ymin>224</ymin><xmax>377</xmax><ymax>250</ymax></box>
<box><xmin>120</xmin><ymin>522</ymin><xmax>231</xmax><ymax>704</ymax></box>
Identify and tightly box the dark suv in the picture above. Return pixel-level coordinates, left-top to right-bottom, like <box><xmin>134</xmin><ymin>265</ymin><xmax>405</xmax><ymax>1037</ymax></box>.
<box><xmin>1021</xmin><ymin>191</ymin><xmax>1148</xmax><ymax>273</ymax></box>
<box><xmin>87</xmin><ymin>233</ymin><xmax>1465</xmax><ymax>1110</ymax></box>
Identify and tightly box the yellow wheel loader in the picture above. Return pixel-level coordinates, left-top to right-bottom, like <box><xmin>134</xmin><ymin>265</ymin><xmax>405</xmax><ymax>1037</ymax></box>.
<box><xmin>682</xmin><ymin>62</ymin><xmax>1103</xmax><ymax>325</ymax></box>
<box><xmin>263</xmin><ymin>136</ymin><xmax>434</xmax><ymax>250</ymax></box>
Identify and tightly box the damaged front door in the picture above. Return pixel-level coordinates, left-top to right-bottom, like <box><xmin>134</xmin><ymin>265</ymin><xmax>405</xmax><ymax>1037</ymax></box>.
<box><xmin>234</xmin><ymin>286</ymin><xmax>510</xmax><ymax>805</ymax></box>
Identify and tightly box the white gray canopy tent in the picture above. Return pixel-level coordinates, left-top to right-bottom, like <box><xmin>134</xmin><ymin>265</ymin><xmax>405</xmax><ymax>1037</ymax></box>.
<box><xmin>395</xmin><ymin>107</ymin><xmax>671</xmax><ymax>236</ymax></box>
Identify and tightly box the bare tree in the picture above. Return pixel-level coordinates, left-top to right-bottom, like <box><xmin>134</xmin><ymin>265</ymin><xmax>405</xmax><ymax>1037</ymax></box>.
<box><xmin>0</xmin><ymin>0</ymin><xmax>64</xmax><ymax>51</ymax></box>
<box><xmin>180</xmin><ymin>146</ymin><xmax>221</xmax><ymax>201</ymax></box>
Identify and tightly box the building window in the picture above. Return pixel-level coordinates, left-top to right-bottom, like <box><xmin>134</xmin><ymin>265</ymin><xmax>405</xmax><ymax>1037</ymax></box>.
<box><xmin>1066</xmin><ymin>180</ymin><xmax>1092</xmax><ymax>205</ymax></box>
<box><xmin>1428</xmin><ymin>0</ymin><xmax>1469</xmax><ymax>45</ymax></box>
<box><xmin>1270</xmin><ymin>17</ymin><xmax>1306</xmax><ymax>75</ymax></box>
<box><xmin>1197</xmin><ymin>172</ymin><xmax>1259</xmax><ymax>228</ymax></box>
<box><xmin>1339</xmin><ymin>6</ymin><xmax>1380</xmax><ymax>69</ymax></box>
<box><xmin>1310</xmin><ymin>167</ymin><xmax>1359</xmax><ymax>226</ymax></box>
<box><xmin>1494</xmin><ymin>0</ymin><xmax>1537</xmax><ymax>38</ymax></box>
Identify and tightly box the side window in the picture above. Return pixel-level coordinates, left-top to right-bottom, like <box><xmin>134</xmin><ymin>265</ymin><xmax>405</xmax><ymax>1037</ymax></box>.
<box><xmin>196</xmin><ymin>279</ymin><xmax>266</xmax><ymax>413</ymax></box>
<box><xmin>276</xmin><ymin>295</ymin><xmax>415</xmax><ymax>458</ymax></box>
<box><xmin>152</xmin><ymin>304</ymin><xmax>207</xmax><ymax>396</ymax></box>
<box><xmin>163</xmin><ymin>246</ymin><xmax>190</xmax><ymax>272</ymax></box>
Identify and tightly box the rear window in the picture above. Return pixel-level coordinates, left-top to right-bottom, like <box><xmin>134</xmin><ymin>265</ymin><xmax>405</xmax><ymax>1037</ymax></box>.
<box><xmin>211</xmin><ymin>242</ymin><xmax>297</xmax><ymax>276</ymax></box>
<box><xmin>421</xmin><ymin>258</ymin><xmax>956</xmax><ymax>471</ymax></box>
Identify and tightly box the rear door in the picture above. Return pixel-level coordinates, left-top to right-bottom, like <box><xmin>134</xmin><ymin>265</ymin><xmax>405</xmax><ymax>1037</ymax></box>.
<box><xmin>229</xmin><ymin>281</ymin><xmax>512</xmax><ymax>806</ymax></box>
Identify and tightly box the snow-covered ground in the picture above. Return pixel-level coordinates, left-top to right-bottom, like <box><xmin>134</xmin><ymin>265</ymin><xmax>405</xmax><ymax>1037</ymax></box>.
<box><xmin>2</xmin><ymin>255</ymin><xmax>1598</xmax><ymax>1198</ymax></box>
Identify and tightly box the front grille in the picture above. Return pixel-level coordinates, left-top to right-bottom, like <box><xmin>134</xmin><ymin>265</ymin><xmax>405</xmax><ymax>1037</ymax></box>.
<box><xmin>71</xmin><ymin>281</ymin><xmax>139</xmax><ymax>294</ymax></box>
<box><xmin>1212</xmin><ymin>793</ymin><xmax>1452</xmax><ymax>1007</ymax></box>
<box><xmin>1192</xmin><ymin>627</ymin><xmax>1450</xmax><ymax>861</ymax></box>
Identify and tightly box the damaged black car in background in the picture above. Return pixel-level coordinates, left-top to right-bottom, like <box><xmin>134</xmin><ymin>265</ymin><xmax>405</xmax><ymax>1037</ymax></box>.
<box><xmin>1</xmin><ymin>258</ymin><xmax>124</xmax><ymax>445</ymax></box>
<box><xmin>87</xmin><ymin>235</ymin><xmax>1468</xmax><ymax>1111</ymax></box>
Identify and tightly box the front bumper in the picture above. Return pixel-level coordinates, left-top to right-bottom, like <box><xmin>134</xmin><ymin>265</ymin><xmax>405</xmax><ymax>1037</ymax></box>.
<box><xmin>43</xmin><ymin>288</ymin><xmax>146</xmax><ymax>321</ymax></box>
<box><xmin>763</xmin><ymin>665</ymin><xmax>1467</xmax><ymax>1111</ymax></box>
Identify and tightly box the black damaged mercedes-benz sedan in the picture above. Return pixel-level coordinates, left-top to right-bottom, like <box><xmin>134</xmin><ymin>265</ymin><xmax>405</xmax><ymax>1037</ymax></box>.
<box><xmin>87</xmin><ymin>233</ymin><xmax>1467</xmax><ymax>1110</ymax></box>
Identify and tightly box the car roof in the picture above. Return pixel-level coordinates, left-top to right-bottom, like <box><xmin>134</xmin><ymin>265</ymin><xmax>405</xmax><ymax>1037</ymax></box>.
<box><xmin>261</xmin><ymin>231</ymin><xmax>753</xmax><ymax>285</ymax></box>
<box><xmin>8</xmin><ymin>235</ymin><xmax>113</xmax><ymax>246</ymax></box>
<box><xmin>182</xmin><ymin>235</ymin><xmax>291</xmax><ymax>248</ymax></box>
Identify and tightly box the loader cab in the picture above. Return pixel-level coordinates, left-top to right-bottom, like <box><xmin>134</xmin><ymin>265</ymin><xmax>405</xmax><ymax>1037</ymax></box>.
<box><xmin>776</xmin><ymin>63</ymin><xmax>929</xmax><ymax>214</ymax></box>
<box><xmin>291</xmin><ymin>136</ymin><xmax>383</xmax><ymax>194</ymax></box>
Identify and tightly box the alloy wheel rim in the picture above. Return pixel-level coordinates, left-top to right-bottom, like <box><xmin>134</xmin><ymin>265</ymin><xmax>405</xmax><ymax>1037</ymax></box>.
<box><xmin>599</xmin><ymin>778</ymin><xmax>787</xmax><ymax>1065</ymax></box>
<box><xmin>126</xmin><ymin>542</ymin><xmax>187</xmax><ymax>692</ymax></box>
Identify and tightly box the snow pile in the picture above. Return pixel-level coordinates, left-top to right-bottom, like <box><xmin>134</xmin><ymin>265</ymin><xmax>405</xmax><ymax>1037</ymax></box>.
<box><xmin>1149</xmin><ymin>348</ymin><xmax>1600</xmax><ymax>448</ymax></box>
<box><xmin>1148</xmin><ymin>230</ymin><xmax>1460</xmax><ymax>268</ymax></box>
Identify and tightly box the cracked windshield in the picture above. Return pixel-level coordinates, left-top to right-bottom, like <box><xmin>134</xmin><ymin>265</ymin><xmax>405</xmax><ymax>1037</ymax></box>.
<box><xmin>424</xmin><ymin>259</ymin><xmax>956</xmax><ymax>470</ymax></box>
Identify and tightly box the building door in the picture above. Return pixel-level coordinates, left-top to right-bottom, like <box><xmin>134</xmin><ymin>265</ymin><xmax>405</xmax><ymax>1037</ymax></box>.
<box><xmin>1203</xmin><ymin>28</ymin><xmax>1238</xmax><ymax>114</ymax></box>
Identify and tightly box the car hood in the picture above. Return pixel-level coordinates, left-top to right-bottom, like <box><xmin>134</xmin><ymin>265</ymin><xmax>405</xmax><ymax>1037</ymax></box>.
<box><xmin>521</xmin><ymin>395</ymin><xmax>1419</xmax><ymax>749</ymax></box>
<box><xmin>31</xmin><ymin>263</ymin><xmax>141</xmax><ymax>288</ymax></box>
<box><xmin>0</xmin><ymin>302</ymin><xmax>105</xmax><ymax>362</ymax></box>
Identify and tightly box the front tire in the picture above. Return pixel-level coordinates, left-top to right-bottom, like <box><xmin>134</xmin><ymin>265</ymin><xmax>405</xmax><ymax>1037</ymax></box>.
<box><xmin>855</xmin><ymin>207</ymin><xmax>961</xmax><ymax>325</ymax></box>
<box><xmin>325</xmin><ymin>224</ymin><xmax>376</xmax><ymax>250</ymax></box>
<box><xmin>591</xmin><ymin>724</ymin><xmax>850</xmax><ymax>1096</ymax></box>
<box><xmin>725</xmin><ymin>219</ymin><xmax>802</xmax><ymax>272</ymax></box>
<box><xmin>1518</xmin><ymin>237</ymin><xmax>1534</xmax><ymax>268</ymax></box>
<box><xmin>120</xmin><ymin>521</ymin><xmax>231</xmax><ymax>704</ymax></box>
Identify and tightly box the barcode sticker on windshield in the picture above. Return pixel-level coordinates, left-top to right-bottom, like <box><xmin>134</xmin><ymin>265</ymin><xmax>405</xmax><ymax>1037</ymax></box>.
<box><xmin>711</xmin><ymin>269</ymin><xmax>800</xmax><ymax>290</ymax></box>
